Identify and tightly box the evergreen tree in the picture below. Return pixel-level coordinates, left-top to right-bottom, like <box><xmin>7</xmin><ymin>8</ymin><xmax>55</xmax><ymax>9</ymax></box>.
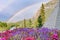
<box><xmin>33</xmin><ymin>19</ymin><xmax>39</xmax><ymax>28</ymax></box>
<box><xmin>29</xmin><ymin>19</ymin><xmax>32</xmax><ymax>27</ymax></box>
<box><xmin>38</xmin><ymin>16</ymin><xmax>43</xmax><ymax>27</ymax></box>
<box><xmin>40</xmin><ymin>3</ymin><xmax>45</xmax><ymax>24</ymax></box>
<box><xmin>24</xmin><ymin>19</ymin><xmax>26</xmax><ymax>27</ymax></box>
<box><xmin>37</xmin><ymin>3</ymin><xmax>45</xmax><ymax>28</ymax></box>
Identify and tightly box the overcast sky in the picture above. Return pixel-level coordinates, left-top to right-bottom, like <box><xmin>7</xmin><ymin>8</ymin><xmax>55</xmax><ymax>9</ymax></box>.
<box><xmin>0</xmin><ymin>0</ymin><xmax>50</xmax><ymax>21</ymax></box>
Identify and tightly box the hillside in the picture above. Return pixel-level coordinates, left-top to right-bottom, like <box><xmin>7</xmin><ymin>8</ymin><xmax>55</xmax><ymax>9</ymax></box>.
<box><xmin>12</xmin><ymin>0</ymin><xmax>59</xmax><ymax>28</ymax></box>
<box><xmin>8</xmin><ymin>0</ymin><xmax>58</xmax><ymax>28</ymax></box>
<box><xmin>0</xmin><ymin>0</ymin><xmax>59</xmax><ymax>31</ymax></box>
<box><xmin>34</xmin><ymin>0</ymin><xmax>58</xmax><ymax>21</ymax></box>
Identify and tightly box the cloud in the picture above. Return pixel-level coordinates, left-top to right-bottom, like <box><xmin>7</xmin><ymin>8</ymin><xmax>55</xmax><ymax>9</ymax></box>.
<box><xmin>7</xmin><ymin>2</ymin><xmax>47</xmax><ymax>22</ymax></box>
<box><xmin>0</xmin><ymin>0</ymin><xmax>50</xmax><ymax>21</ymax></box>
<box><xmin>0</xmin><ymin>0</ymin><xmax>15</xmax><ymax>11</ymax></box>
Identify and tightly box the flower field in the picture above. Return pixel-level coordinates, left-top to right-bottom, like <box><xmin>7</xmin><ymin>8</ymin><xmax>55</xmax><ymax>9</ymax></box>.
<box><xmin>0</xmin><ymin>27</ymin><xmax>60</xmax><ymax>40</ymax></box>
<box><xmin>0</xmin><ymin>0</ymin><xmax>59</xmax><ymax>40</ymax></box>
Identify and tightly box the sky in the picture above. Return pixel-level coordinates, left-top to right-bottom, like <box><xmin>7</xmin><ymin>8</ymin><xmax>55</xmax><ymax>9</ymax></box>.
<box><xmin>7</xmin><ymin>3</ymin><xmax>42</xmax><ymax>22</ymax></box>
<box><xmin>0</xmin><ymin>0</ymin><xmax>50</xmax><ymax>22</ymax></box>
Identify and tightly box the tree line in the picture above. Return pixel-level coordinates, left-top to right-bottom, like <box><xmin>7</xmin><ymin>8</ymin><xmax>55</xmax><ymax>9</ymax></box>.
<box><xmin>0</xmin><ymin>3</ymin><xmax>45</xmax><ymax>28</ymax></box>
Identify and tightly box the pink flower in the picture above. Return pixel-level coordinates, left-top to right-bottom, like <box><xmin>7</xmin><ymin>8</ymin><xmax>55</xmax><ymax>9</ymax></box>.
<box><xmin>0</xmin><ymin>38</ymin><xmax>6</xmax><ymax>40</ymax></box>
<box><xmin>4</xmin><ymin>30</ymin><xmax>12</xmax><ymax>37</ymax></box>
<box><xmin>22</xmin><ymin>37</ymin><xmax>35</xmax><ymax>40</ymax></box>
<box><xmin>51</xmin><ymin>33</ymin><xmax>58</xmax><ymax>40</ymax></box>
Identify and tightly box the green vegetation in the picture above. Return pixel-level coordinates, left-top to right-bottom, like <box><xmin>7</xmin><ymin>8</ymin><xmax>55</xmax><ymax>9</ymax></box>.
<box><xmin>29</xmin><ymin>19</ymin><xmax>32</xmax><ymax>27</ymax></box>
<box><xmin>23</xmin><ymin>19</ymin><xmax>26</xmax><ymax>27</ymax></box>
<box><xmin>37</xmin><ymin>16</ymin><xmax>43</xmax><ymax>28</ymax></box>
<box><xmin>0</xmin><ymin>21</ymin><xmax>8</xmax><ymax>31</ymax></box>
<box><xmin>0</xmin><ymin>21</ymin><xmax>7</xmax><ymax>27</ymax></box>
<box><xmin>0</xmin><ymin>0</ymin><xmax>57</xmax><ymax>30</ymax></box>
<box><xmin>37</xmin><ymin>3</ymin><xmax>45</xmax><ymax>28</ymax></box>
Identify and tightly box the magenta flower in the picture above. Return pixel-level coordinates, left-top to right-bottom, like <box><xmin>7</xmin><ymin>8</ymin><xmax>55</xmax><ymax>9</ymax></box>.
<box><xmin>0</xmin><ymin>37</ymin><xmax>6</xmax><ymax>40</ymax></box>
<box><xmin>51</xmin><ymin>33</ymin><xmax>58</xmax><ymax>40</ymax></box>
<box><xmin>22</xmin><ymin>37</ymin><xmax>35</xmax><ymax>40</ymax></box>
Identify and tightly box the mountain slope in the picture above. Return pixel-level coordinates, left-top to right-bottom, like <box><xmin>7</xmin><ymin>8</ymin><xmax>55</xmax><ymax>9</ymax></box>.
<box><xmin>34</xmin><ymin>0</ymin><xmax>58</xmax><ymax>21</ymax></box>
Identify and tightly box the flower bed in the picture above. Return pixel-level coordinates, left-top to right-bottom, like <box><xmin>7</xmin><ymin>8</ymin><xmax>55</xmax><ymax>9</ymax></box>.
<box><xmin>0</xmin><ymin>27</ymin><xmax>60</xmax><ymax>40</ymax></box>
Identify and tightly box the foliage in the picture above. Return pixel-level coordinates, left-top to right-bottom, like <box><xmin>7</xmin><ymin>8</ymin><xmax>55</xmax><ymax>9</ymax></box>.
<box><xmin>37</xmin><ymin>16</ymin><xmax>43</xmax><ymax>28</ymax></box>
<box><xmin>29</xmin><ymin>19</ymin><xmax>32</xmax><ymax>27</ymax></box>
<box><xmin>0</xmin><ymin>21</ymin><xmax>7</xmax><ymax>27</ymax></box>
<box><xmin>23</xmin><ymin>19</ymin><xmax>26</xmax><ymax>28</ymax></box>
<box><xmin>37</xmin><ymin>3</ymin><xmax>45</xmax><ymax>28</ymax></box>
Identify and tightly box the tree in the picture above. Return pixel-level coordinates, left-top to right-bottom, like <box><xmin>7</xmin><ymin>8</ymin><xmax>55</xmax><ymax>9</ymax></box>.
<box><xmin>33</xmin><ymin>19</ymin><xmax>39</xmax><ymax>28</ymax></box>
<box><xmin>23</xmin><ymin>19</ymin><xmax>26</xmax><ymax>27</ymax></box>
<box><xmin>3</xmin><ymin>22</ymin><xmax>7</xmax><ymax>27</ymax></box>
<box><xmin>0</xmin><ymin>22</ymin><xmax>7</xmax><ymax>27</ymax></box>
<box><xmin>15</xmin><ymin>24</ymin><xmax>19</xmax><ymax>29</ymax></box>
<box><xmin>40</xmin><ymin>3</ymin><xmax>45</xmax><ymax>24</ymax></box>
<box><xmin>37</xmin><ymin>3</ymin><xmax>45</xmax><ymax>28</ymax></box>
<box><xmin>29</xmin><ymin>19</ymin><xmax>32</xmax><ymax>27</ymax></box>
<box><xmin>38</xmin><ymin>16</ymin><xmax>43</xmax><ymax>27</ymax></box>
